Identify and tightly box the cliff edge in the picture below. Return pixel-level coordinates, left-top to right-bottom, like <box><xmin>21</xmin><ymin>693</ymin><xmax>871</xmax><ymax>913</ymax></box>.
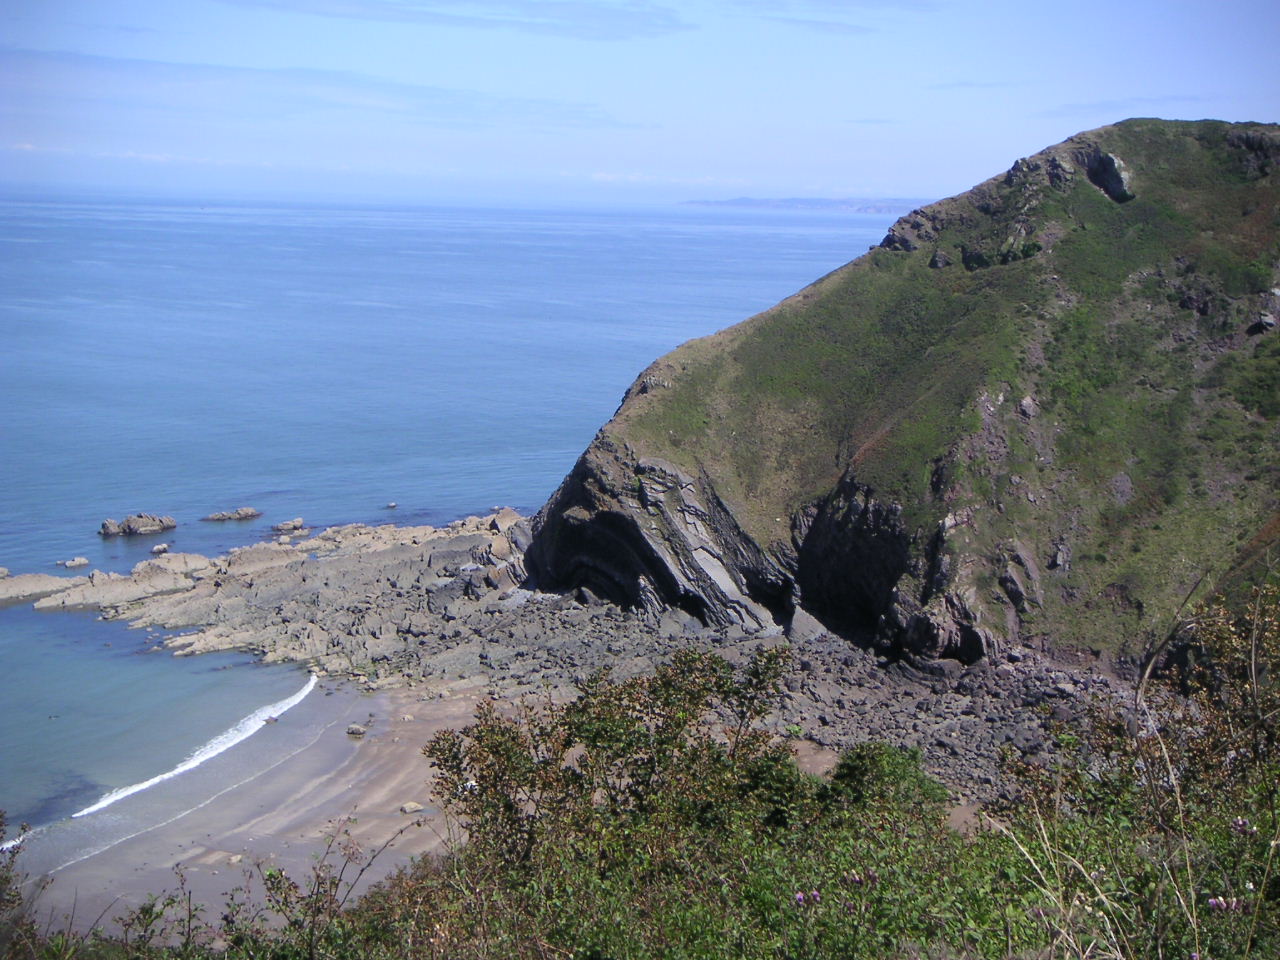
<box><xmin>529</xmin><ymin>119</ymin><xmax>1280</xmax><ymax>662</ymax></box>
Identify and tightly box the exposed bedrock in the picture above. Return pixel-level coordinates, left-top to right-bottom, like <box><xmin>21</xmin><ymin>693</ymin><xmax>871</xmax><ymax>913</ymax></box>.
<box><xmin>527</xmin><ymin>440</ymin><xmax>994</xmax><ymax>662</ymax></box>
<box><xmin>527</xmin><ymin>437</ymin><xmax>790</xmax><ymax>633</ymax></box>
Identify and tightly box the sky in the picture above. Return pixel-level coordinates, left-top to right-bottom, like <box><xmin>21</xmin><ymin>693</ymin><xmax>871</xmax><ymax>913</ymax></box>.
<box><xmin>2</xmin><ymin>0</ymin><xmax>1276</xmax><ymax>205</ymax></box>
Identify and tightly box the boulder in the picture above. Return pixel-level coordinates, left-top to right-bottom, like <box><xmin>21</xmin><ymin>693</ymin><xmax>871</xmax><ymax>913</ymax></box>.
<box><xmin>1083</xmin><ymin>150</ymin><xmax>1135</xmax><ymax>202</ymax></box>
<box><xmin>399</xmin><ymin>801</ymin><xmax>424</xmax><ymax>814</ymax></box>
<box><xmin>346</xmin><ymin>723</ymin><xmax>367</xmax><ymax>737</ymax></box>
<box><xmin>201</xmin><ymin>507</ymin><xmax>262</xmax><ymax>522</ymax></box>
<box><xmin>61</xmin><ymin>557</ymin><xmax>90</xmax><ymax>568</ymax></box>
<box><xmin>100</xmin><ymin>514</ymin><xmax>177</xmax><ymax>537</ymax></box>
<box><xmin>151</xmin><ymin>543</ymin><xmax>170</xmax><ymax>555</ymax></box>
<box><xmin>273</xmin><ymin>518</ymin><xmax>306</xmax><ymax>533</ymax></box>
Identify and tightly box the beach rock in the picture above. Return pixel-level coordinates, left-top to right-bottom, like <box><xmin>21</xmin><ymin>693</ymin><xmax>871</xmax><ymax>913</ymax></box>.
<box><xmin>146</xmin><ymin>552</ymin><xmax>216</xmax><ymax>577</ymax></box>
<box><xmin>61</xmin><ymin>557</ymin><xmax>90</xmax><ymax>568</ymax></box>
<box><xmin>33</xmin><ymin>561</ymin><xmax>196</xmax><ymax>611</ymax></box>
<box><xmin>202</xmin><ymin>507</ymin><xmax>262</xmax><ymax>522</ymax></box>
<box><xmin>99</xmin><ymin>514</ymin><xmax>177</xmax><ymax>537</ymax></box>
<box><xmin>346</xmin><ymin>723</ymin><xmax>367</xmax><ymax>738</ymax></box>
<box><xmin>273</xmin><ymin>518</ymin><xmax>306</xmax><ymax>533</ymax></box>
<box><xmin>0</xmin><ymin>567</ymin><xmax>7</xmax><ymax>579</ymax></box>
<box><xmin>151</xmin><ymin>543</ymin><xmax>170</xmax><ymax>555</ymax></box>
<box><xmin>399</xmin><ymin>801</ymin><xmax>424</xmax><ymax>814</ymax></box>
<box><xmin>0</xmin><ymin>572</ymin><xmax>87</xmax><ymax>604</ymax></box>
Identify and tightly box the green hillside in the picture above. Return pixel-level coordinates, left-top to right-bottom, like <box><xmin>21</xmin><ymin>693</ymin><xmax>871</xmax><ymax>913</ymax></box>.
<box><xmin>535</xmin><ymin>119</ymin><xmax>1280</xmax><ymax>658</ymax></box>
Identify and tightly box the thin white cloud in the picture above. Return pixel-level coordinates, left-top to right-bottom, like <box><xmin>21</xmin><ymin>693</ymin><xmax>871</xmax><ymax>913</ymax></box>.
<box><xmin>929</xmin><ymin>80</ymin><xmax>1016</xmax><ymax>91</ymax></box>
<box><xmin>0</xmin><ymin>47</ymin><xmax>617</xmax><ymax>130</ymax></box>
<box><xmin>733</xmin><ymin>0</ymin><xmax>937</xmax><ymax>15</ymax></box>
<box><xmin>213</xmin><ymin>0</ymin><xmax>690</xmax><ymax>40</ymax></box>
<box><xmin>728</xmin><ymin>0</ymin><xmax>935</xmax><ymax>37</ymax></box>
<box><xmin>763</xmin><ymin>17</ymin><xmax>874</xmax><ymax>34</ymax></box>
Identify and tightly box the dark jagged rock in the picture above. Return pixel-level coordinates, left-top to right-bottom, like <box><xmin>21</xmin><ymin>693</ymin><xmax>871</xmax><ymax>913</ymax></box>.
<box><xmin>99</xmin><ymin>513</ymin><xmax>177</xmax><ymax>537</ymax></box>
<box><xmin>528</xmin><ymin>438</ymin><xmax>787</xmax><ymax>631</ymax></box>
<box><xmin>1082</xmin><ymin>150</ymin><xmax>1135</xmax><ymax>202</ymax></box>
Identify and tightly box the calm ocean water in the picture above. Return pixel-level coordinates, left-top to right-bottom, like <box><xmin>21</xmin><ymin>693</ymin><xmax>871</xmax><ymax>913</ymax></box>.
<box><xmin>0</xmin><ymin>195</ymin><xmax>895</xmax><ymax>856</ymax></box>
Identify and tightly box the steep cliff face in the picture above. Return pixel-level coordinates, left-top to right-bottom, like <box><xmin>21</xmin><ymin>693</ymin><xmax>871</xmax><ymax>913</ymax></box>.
<box><xmin>529</xmin><ymin>119</ymin><xmax>1280</xmax><ymax>661</ymax></box>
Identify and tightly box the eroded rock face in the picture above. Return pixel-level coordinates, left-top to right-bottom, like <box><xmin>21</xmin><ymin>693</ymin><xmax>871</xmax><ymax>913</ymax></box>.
<box><xmin>527</xmin><ymin>437</ymin><xmax>788</xmax><ymax>632</ymax></box>
<box><xmin>1082</xmin><ymin>150</ymin><xmax>1135</xmax><ymax>202</ymax></box>
<box><xmin>529</xmin><ymin>445</ymin><xmax>1001</xmax><ymax>663</ymax></box>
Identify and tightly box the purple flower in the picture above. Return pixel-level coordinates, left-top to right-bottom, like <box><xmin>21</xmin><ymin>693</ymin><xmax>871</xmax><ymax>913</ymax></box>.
<box><xmin>809</xmin><ymin>889</ymin><xmax>821</xmax><ymax>904</ymax></box>
<box><xmin>1231</xmin><ymin>816</ymin><xmax>1258</xmax><ymax>837</ymax></box>
<box><xmin>795</xmin><ymin>892</ymin><xmax>806</xmax><ymax>906</ymax></box>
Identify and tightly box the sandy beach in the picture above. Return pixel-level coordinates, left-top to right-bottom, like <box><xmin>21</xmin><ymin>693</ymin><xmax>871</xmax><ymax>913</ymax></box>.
<box><xmin>18</xmin><ymin>682</ymin><xmax>487</xmax><ymax>936</ymax></box>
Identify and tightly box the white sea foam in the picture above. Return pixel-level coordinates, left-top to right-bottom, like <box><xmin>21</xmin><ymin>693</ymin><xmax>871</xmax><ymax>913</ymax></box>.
<box><xmin>71</xmin><ymin>674</ymin><xmax>317</xmax><ymax>819</ymax></box>
<box><xmin>0</xmin><ymin>828</ymin><xmax>31</xmax><ymax>852</ymax></box>
<box><xmin>49</xmin><ymin>706</ymin><xmax>345</xmax><ymax>874</ymax></box>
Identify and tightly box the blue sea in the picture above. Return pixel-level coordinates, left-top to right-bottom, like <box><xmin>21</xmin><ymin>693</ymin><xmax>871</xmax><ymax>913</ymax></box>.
<box><xmin>0</xmin><ymin>195</ymin><xmax>896</xmax><ymax>861</ymax></box>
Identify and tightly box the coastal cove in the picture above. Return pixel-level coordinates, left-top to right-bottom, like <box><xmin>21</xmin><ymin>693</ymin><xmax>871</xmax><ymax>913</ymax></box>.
<box><xmin>0</xmin><ymin>196</ymin><xmax>897</xmax><ymax>921</ymax></box>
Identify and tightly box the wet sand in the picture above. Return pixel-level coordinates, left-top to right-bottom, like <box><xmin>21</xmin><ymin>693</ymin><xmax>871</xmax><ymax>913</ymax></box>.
<box><xmin>21</xmin><ymin>684</ymin><xmax>486</xmax><ymax>935</ymax></box>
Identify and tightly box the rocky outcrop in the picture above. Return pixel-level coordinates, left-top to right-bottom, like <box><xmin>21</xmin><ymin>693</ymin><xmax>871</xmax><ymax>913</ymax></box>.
<box><xmin>33</xmin><ymin>553</ymin><xmax>214</xmax><ymax>610</ymax></box>
<box><xmin>528</xmin><ymin>437</ymin><xmax>789</xmax><ymax>632</ymax></box>
<box><xmin>201</xmin><ymin>507</ymin><xmax>262</xmax><ymax>521</ymax></box>
<box><xmin>99</xmin><ymin>514</ymin><xmax>177</xmax><ymax>537</ymax></box>
<box><xmin>0</xmin><ymin>572</ymin><xmax>89</xmax><ymax>604</ymax></box>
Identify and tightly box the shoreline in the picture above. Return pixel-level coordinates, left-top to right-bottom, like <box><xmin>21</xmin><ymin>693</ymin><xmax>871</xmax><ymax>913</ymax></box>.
<box><xmin>5</xmin><ymin>511</ymin><xmax>1132</xmax><ymax>935</ymax></box>
<box><xmin>18</xmin><ymin>681</ymin><xmax>483</xmax><ymax>935</ymax></box>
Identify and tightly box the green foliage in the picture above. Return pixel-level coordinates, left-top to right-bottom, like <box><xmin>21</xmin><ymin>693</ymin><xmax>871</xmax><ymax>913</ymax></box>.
<box><xmin>1216</xmin><ymin>333</ymin><xmax>1280</xmax><ymax>419</ymax></box>
<box><xmin>1005</xmin><ymin>580</ymin><xmax>1280</xmax><ymax>959</ymax></box>
<box><xmin>1</xmin><ymin>814</ymin><xmax>34</xmax><ymax>960</ymax></box>
<box><xmin>822</xmin><ymin>742</ymin><xmax>949</xmax><ymax>809</ymax></box>
<box><xmin>6</xmin><ymin>590</ymin><xmax>1280</xmax><ymax>957</ymax></box>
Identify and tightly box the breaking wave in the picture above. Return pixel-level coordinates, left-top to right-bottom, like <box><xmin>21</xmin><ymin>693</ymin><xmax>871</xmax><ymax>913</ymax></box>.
<box><xmin>71</xmin><ymin>673</ymin><xmax>317</xmax><ymax>819</ymax></box>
